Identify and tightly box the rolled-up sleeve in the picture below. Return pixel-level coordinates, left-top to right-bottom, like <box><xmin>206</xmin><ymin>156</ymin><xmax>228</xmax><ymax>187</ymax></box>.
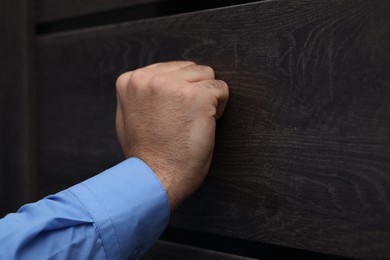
<box><xmin>0</xmin><ymin>157</ymin><xmax>170</xmax><ymax>260</ymax></box>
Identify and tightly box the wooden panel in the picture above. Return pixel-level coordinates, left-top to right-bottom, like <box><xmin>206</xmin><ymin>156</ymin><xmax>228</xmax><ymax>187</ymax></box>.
<box><xmin>0</xmin><ymin>0</ymin><xmax>36</xmax><ymax>216</ymax></box>
<box><xmin>35</xmin><ymin>0</ymin><xmax>170</xmax><ymax>23</ymax></box>
<box><xmin>36</xmin><ymin>0</ymin><xmax>390</xmax><ymax>258</ymax></box>
<box><xmin>143</xmin><ymin>240</ymin><xmax>255</xmax><ymax>259</ymax></box>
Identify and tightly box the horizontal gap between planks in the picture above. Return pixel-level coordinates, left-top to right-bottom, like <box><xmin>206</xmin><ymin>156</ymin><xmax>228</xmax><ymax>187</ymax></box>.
<box><xmin>160</xmin><ymin>227</ymin><xmax>353</xmax><ymax>259</ymax></box>
<box><xmin>36</xmin><ymin>0</ymin><xmax>261</xmax><ymax>35</ymax></box>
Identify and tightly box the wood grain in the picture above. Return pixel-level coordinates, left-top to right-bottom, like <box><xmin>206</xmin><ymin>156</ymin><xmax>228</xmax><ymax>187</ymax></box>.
<box><xmin>143</xmin><ymin>240</ymin><xmax>255</xmax><ymax>259</ymax></box>
<box><xmin>36</xmin><ymin>0</ymin><xmax>390</xmax><ymax>258</ymax></box>
<box><xmin>35</xmin><ymin>0</ymin><xmax>170</xmax><ymax>23</ymax></box>
<box><xmin>0</xmin><ymin>0</ymin><xmax>36</xmax><ymax>216</ymax></box>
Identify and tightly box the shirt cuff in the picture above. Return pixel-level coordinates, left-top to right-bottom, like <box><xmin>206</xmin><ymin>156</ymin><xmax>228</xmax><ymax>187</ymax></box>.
<box><xmin>68</xmin><ymin>157</ymin><xmax>170</xmax><ymax>259</ymax></box>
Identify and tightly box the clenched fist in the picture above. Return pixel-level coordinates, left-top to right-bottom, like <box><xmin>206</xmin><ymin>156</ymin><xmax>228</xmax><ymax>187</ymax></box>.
<box><xmin>115</xmin><ymin>61</ymin><xmax>229</xmax><ymax>210</ymax></box>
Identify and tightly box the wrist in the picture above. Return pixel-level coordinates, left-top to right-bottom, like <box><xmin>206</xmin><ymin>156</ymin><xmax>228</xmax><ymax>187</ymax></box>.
<box><xmin>135</xmin><ymin>154</ymin><xmax>184</xmax><ymax>211</ymax></box>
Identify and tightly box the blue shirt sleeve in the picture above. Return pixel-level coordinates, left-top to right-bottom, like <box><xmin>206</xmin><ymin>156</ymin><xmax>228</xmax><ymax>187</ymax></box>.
<box><xmin>0</xmin><ymin>157</ymin><xmax>170</xmax><ymax>260</ymax></box>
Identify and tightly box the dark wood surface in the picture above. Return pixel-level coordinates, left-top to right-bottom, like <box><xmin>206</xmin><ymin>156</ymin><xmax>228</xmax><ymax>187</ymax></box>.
<box><xmin>143</xmin><ymin>240</ymin><xmax>255</xmax><ymax>259</ymax></box>
<box><xmin>36</xmin><ymin>0</ymin><xmax>390</xmax><ymax>258</ymax></box>
<box><xmin>0</xmin><ymin>0</ymin><xmax>36</xmax><ymax>216</ymax></box>
<box><xmin>35</xmin><ymin>0</ymin><xmax>170</xmax><ymax>23</ymax></box>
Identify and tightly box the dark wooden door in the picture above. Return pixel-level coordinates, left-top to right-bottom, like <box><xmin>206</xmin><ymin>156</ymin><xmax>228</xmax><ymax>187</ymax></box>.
<box><xmin>2</xmin><ymin>0</ymin><xmax>390</xmax><ymax>258</ymax></box>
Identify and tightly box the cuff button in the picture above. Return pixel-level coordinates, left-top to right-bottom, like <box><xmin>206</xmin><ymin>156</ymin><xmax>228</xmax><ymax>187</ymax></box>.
<box><xmin>131</xmin><ymin>247</ymin><xmax>141</xmax><ymax>256</ymax></box>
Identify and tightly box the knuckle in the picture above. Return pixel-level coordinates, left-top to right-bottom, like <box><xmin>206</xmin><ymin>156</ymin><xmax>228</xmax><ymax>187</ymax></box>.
<box><xmin>201</xmin><ymin>65</ymin><xmax>215</xmax><ymax>77</ymax></box>
<box><xmin>150</xmin><ymin>60</ymin><xmax>196</xmax><ymax>68</ymax></box>
<box><xmin>115</xmin><ymin>72</ymin><xmax>131</xmax><ymax>91</ymax></box>
<box><xmin>185</xmin><ymin>64</ymin><xmax>215</xmax><ymax>78</ymax></box>
<box><xmin>129</xmin><ymin>68</ymin><xmax>149</xmax><ymax>86</ymax></box>
<box><xmin>169</xmin><ymin>61</ymin><xmax>196</xmax><ymax>68</ymax></box>
<box><xmin>182</xmin><ymin>61</ymin><xmax>196</xmax><ymax>66</ymax></box>
<box><xmin>149</xmin><ymin>74</ymin><xmax>170</xmax><ymax>89</ymax></box>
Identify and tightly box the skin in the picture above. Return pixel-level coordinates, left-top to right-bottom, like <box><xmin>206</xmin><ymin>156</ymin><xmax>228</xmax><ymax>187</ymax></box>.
<box><xmin>115</xmin><ymin>61</ymin><xmax>229</xmax><ymax>211</ymax></box>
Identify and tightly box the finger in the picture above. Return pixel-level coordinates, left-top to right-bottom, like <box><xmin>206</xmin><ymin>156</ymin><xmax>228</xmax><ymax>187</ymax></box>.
<box><xmin>197</xmin><ymin>80</ymin><xmax>229</xmax><ymax>119</ymax></box>
<box><xmin>116</xmin><ymin>61</ymin><xmax>196</xmax><ymax>89</ymax></box>
<box><xmin>165</xmin><ymin>64</ymin><xmax>215</xmax><ymax>83</ymax></box>
<box><xmin>145</xmin><ymin>61</ymin><xmax>196</xmax><ymax>74</ymax></box>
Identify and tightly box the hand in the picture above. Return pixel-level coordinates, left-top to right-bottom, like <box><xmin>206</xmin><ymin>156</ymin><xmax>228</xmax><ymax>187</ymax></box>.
<box><xmin>115</xmin><ymin>61</ymin><xmax>229</xmax><ymax>210</ymax></box>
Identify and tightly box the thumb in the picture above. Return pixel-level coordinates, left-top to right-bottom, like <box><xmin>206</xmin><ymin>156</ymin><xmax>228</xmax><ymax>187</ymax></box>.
<box><xmin>198</xmin><ymin>80</ymin><xmax>229</xmax><ymax>119</ymax></box>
